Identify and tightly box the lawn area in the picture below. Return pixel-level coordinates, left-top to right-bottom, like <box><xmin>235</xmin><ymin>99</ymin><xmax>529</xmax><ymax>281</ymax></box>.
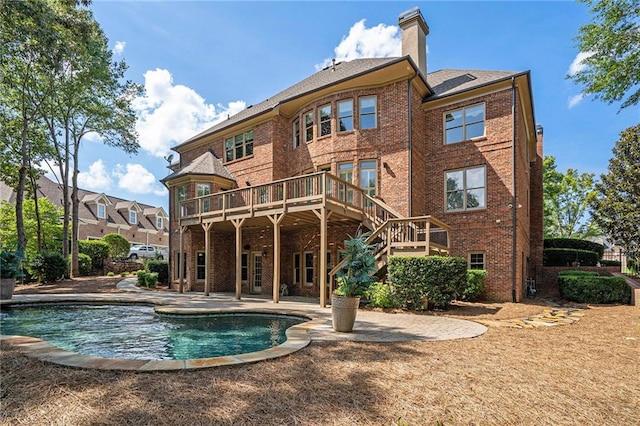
<box><xmin>1</xmin><ymin>278</ymin><xmax>638</xmax><ymax>425</ymax></box>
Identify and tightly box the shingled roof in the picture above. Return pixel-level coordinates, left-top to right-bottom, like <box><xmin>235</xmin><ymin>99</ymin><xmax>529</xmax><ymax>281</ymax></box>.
<box><xmin>162</xmin><ymin>151</ymin><xmax>236</xmax><ymax>183</ymax></box>
<box><xmin>427</xmin><ymin>69</ymin><xmax>521</xmax><ymax>98</ymax></box>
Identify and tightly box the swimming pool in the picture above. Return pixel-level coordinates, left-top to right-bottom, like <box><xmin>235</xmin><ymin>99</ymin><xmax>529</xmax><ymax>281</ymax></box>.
<box><xmin>0</xmin><ymin>304</ymin><xmax>309</xmax><ymax>361</ymax></box>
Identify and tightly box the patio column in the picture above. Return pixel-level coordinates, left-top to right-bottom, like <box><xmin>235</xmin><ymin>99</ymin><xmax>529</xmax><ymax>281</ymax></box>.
<box><xmin>202</xmin><ymin>221</ymin><xmax>213</xmax><ymax>296</ymax></box>
<box><xmin>268</xmin><ymin>213</ymin><xmax>285</xmax><ymax>303</ymax></box>
<box><xmin>232</xmin><ymin>218</ymin><xmax>246</xmax><ymax>300</ymax></box>
<box><xmin>313</xmin><ymin>208</ymin><xmax>331</xmax><ymax>308</ymax></box>
<box><xmin>178</xmin><ymin>225</ymin><xmax>188</xmax><ymax>294</ymax></box>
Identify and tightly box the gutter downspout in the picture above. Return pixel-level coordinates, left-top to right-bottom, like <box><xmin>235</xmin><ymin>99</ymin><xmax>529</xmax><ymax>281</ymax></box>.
<box><xmin>511</xmin><ymin>77</ymin><xmax>517</xmax><ymax>303</ymax></box>
<box><xmin>407</xmin><ymin>71</ymin><xmax>418</xmax><ymax>216</ymax></box>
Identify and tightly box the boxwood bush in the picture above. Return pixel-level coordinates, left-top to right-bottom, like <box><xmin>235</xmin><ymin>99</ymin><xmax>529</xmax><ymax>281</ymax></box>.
<box><xmin>462</xmin><ymin>269</ymin><xmax>486</xmax><ymax>301</ymax></box>
<box><xmin>28</xmin><ymin>252</ymin><xmax>67</xmax><ymax>283</ymax></box>
<box><xmin>388</xmin><ymin>256</ymin><xmax>467</xmax><ymax>310</ymax></box>
<box><xmin>146</xmin><ymin>259</ymin><xmax>169</xmax><ymax>285</ymax></box>
<box><xmin>137</xmin><ymin>271</ymin><xmax>148</xmax><ymax>286</ymax></box>
<box><xmin>558</xmin><ymin>272</ymin><xmax>630</xmax><ymax>304</ymax></box>
<box><xmin>145</xmin><ymin>272</ymin><xmax>158</xmax><ymax>288</ymax></box>
<box><xmin>544</xmin><ymin>238</ymin><xmax>605</xmax><ymax>258</ymax></box>
<box><xmin>543</xmin><ymin>248</ymin><xmax>599</xmax><ymax>266</ymax></box>
<box><xmin>77</xmin><ymin>253</ymin><xmax>92</xmax><ymax>276</ymax></box>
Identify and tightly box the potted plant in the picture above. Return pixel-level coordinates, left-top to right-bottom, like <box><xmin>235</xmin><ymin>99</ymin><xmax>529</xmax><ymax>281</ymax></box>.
<box><xmin>1</xmin><ymin>250</ymin><xmax>21</xmax><ymax>300</ymax></box>
<box><xmin>332</xmin><ymin>230</ymin><xmax>377</xmax><ymax>332</ymax></box>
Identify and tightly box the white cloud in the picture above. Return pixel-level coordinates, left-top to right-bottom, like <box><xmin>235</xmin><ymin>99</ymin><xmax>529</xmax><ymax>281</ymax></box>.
<box><xmin>316</xmin><ymin>19</ymin><xmax>402</xmax><ymax>70</ymax></box>
<box><xmin>78</xmin><ymin>160</ymin><xmax>113</xmax><ymax>191</ymax></box>
<box><xmin>568</xmin><ymin>93</ymin><xmax>586</xmax><ymax>109</ymax></box>
<box><xmin>114</xmin><ymin>41</ymin><xmax>126</xmax><ymax>56</ymax></box>
<box><xmin>132</xmin><ymin>68</ymin><xmax>246</xmax><ymax>158</ymax></box>
<box><xmin>567</xmin><ymin>51</ymin><xmax>594</xmax><ymax>76</ymax></box>
<box><xmin>114</xmin><ymin>163</ymin><xmax>167</xmax><ymax>196</ymax></box>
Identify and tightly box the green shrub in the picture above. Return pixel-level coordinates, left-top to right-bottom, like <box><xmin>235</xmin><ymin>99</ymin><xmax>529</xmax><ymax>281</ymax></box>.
<box><xmin>28</xmin><ymin>252</ymin><xmax>67</xmax><ymax>283</ymax></box>
<box><xmin>146</xmin><ymin>260</ymin><xmax>169</xmax><ymax>285</ymax></box>
<box><xmin>145</xmin><ymin>272</ymin><xmax>158</xmax><ymax>288</ymax></box>
<box><xmin>120</xmin><ymin>271</ymin><xmax>128</xmax><ymax>277</ymax></box>
<box><xmin>137</xmin><ymin>271</ymin><xmax>148</xmax><ymax>286</ymax></box>
<box><xmin>77</xmin><ymin>253</ymin><xmax>92</xmax><ymax>276</ymax></box>
<box><xmin>558</xmin><ymin>270</ymin><xmax>598</xmax><ymax>277</ymax></box>
<box><xmin>559</xmin><ymin>274</ymin><xmax>631</xmax><ymax>304</ymax></box>
<box><xmin>388</xmin><ymin>256</ymin><xmax>467</xmax><ymax>310</ymax></box>
<box><xmin>462</xmin><ymin>269</ymin><xmax>486</xmax><ymax>301</ymax></box>
<box><xmin>107</xmin><ymin>271</ymin><xmax>115</xmax><ymax>277</ymax></box>
<box><xmin>544</xmin><ymin>238</ymin><xmax>605</xmax><ymax>258</ymax></box>
<box><xmin>543</xmin><ymin>248</ymin><xmax>599</xmax><ymax>266</ymax></box>
<box><xmin>0</xmin><ymin>250</ymin><xmax>21</xmax><ymax>279</ymax></box>
<box><xmin>364</xmin><ymin>282</ymin><xmax>397</xmax><ymax>308</ymax></box>
<box><xmin>599</xmin><ymin>259</ymin><xmax>621</xmax><ymax>267</ymax></box>
<box><xmin>78</xmin><ymin>240</ymin><xmax>110</xmax><ymax>271</ymax></box>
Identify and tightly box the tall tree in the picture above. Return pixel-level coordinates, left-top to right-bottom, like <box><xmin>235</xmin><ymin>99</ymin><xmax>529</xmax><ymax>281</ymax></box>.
<box><xmin>569</xmin><ymin>0</ymin><xmax>640</xmax><ymax>110</ymax></box>
<box><xmin>543</xmin><ymin>156</ymin><xmax>600</xmax><ymax>238</ymax></box>
<box><xmin>591</xmin><ymin>124</ymin><xmax>640</xmax><ymax>257</ymax></box>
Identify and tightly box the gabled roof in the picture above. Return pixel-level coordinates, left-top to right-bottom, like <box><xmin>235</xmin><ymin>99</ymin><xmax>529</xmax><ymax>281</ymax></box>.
<box><xmin>426</xmin><ymin>69</ymin><xmax>521</xmax><ymax>99</ymax></box>
<box><xmin>144</xmin><ymin>207</ymin><xmax>168</xmax><ymax>218</ymax></box>
<box><xmin>162</xmin><ymin>151</ymin><xmax>236</xmax><ymax>183</ymax></box>
<box><xmin>81</xmin><ymin>192</ymin><xmax>112</xmax><ymax>205</ymax></box>
<box><xmin>115</xmin><ymin>200</ymin><xmax>142</xmax><ymax>212</ymax></box>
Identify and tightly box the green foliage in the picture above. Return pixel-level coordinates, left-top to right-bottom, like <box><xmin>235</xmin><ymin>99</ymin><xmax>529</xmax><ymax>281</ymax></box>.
<box><xmin>544</xmin><ymin>238</ymin><xmax>605</xmax><ymax>258</ymax></box>
<box><xmin>462</xmin><ymin>270</ymin><xmax>487</xmax><ymax>302</ymax></box>
<box><xmin>543</xmin><ymin>248</ymin><xmax>599</xmax><ymax>266</ymax></box>
<box><xmin>102</xmin><ymin>233</ymin><xmax>130</xmax><ymax>259</ymax></box>
<box><xmin>76</xmin><ymin>253</ymin><xmax>92</xmax><ymax>276</ymax></box>
<box><xmin>28</xmin><ymin>252</ymin><xmax>66</xmax><ymax>283</ymax></box>
<box><xmin>0</xmin><ymin>199</ymin><xmax>63</xmax><ymax>260</ymax></box>
<box><xmin>558</xmin><ymin>270</ymin><xmax>599</xmax><ymax>277</ymax></box>
<box><xmin>599</xmin><ymin>259</ymin><xmax>621</xmax><ymax>267</ymax></box>
<box><xmin>388</xmin><ymin>256</ymin><xmax>467</xmax><ymax>310</ymax></box>
<box><xmin>559</xmin><ymin>273</ymin><xmax>631</xmax><ymax>304</ymax></box>
<box><xmin>137</xmin><ymin>271</ymin><xmax>148</xmax><ymax>286</ymax></box>
<box><xmin>145</xmin><ymin>260</ymin><xmax>169</xmax><ymax>285</ymax></box>
<box><xmin>0</xmin><ymin>251</ymin><xmax>21</xmax><ymax>279</ymax></box>
<box><xmin>145</xmin><ymin>272</ymin><xmax>158</xmax><ymax>288</ymax></box>
<box><xmin>335</xmin><ymin>230</ymin><xmax>377</xmax><ymax>297</ymax></box>
<box><xmin>591</xmin><ymin>124</ymin><xmax>640</xmax><ymax>259</ymax></box>
<box><xmin>106</xmin><ymin>271</ymin><xmax>115</xmax><ymax>277</ymax></box>
<box><xmin>120</xmin><ymin>271</ymin><xmax>128</xmax><ymax>277</ymax></box>
<box><xmin>569</xmin><ymin>0</ymin><xmax>640</xmax><ymax>110</ymax></box>
<box><xmin>78</xmin><ymin>240</ymin><xmax>110</xmax><ymax>271</ymax></box>
<box><xmin>543</xmin><ymin>156</ymin><xmax>599</xmax><ymax>238</ymax></box>
<box><xmin>364</xmin><ymin>282</ymin><xmax>397</xmax><ymax>308</ymax></box>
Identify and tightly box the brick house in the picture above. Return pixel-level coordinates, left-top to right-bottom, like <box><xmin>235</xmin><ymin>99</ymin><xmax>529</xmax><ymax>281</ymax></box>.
<box><xmin>1</xmin><ymin>175</ymin><xmax>170</xmax><ymax>252</ymax></box>
<box><xmin>162</xmin><ymin>8</ymin><xmax>543</xmax><ymax>305</ymax></box>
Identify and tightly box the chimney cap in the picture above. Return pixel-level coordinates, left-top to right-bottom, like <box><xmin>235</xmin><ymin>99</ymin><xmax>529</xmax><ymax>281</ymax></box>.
<box><xmin>535</xmin><ymin>124</ymin><xmax>544</xmax><ymax>135</ymax></box>
<box><xmin>398</xmin><ymin>7</ymin><xmax>429</xmax><ymax>34</ymax></box>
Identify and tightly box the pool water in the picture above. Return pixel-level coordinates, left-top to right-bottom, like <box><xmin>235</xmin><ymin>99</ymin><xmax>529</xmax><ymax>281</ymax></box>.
<box><xmin>0</xmin><ymin>304</ymin><xmax>307</xmax><ymax>360</ymax></box>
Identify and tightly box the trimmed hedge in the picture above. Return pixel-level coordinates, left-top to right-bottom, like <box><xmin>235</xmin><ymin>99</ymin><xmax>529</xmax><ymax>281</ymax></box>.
<box><xmin>462</xmin><ymin>269</ymin><xmax>486</xmax><ymax>301</ymax></box>
<box><xmin>79</xmin><ymin>240</ymin><xmax>110</xmax><ymax>271</ymax></box>
<box><xmin>599</xmin><ymin>259</ymin><xmax>621</xmax><ymax>267</ymax></box>
<box><xmin>559</xmin><ymin>273</ymin><xmax>631</xmax><ymax>304</ymax></box>
<box><xmin>77</xmin><ymin>253</ymin><xmax>92</xmax><ymax>276</ymax></box>
<box><xmin>543</xmin><ymin>248</ymin><xmax>599</xmax><ymax>266</ymax></box>
<box><xmin>544</xmin><ymin>238</ymin><xmax>605</xmax><ymax>258</ymax></box>
<box><xmin>558</xmin><ymin>270</ymin><xmax>598</xmax><ymax>277</ymax></box>
<box><xmin>388</xmin><ymin>256</ymin><xmax>467</xmax><ymax>310</ymax></box>
<box><xmin>146</xmin><ymin>260</ymin><xmax>169</xmax><ymax>285</ymax></box>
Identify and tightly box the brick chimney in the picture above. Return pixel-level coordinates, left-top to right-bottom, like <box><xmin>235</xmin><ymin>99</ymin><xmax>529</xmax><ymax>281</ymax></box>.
<box><xmin>398</xmin><ymin>7</ymin><xmax>429</xmax><ymax>76</ymax></box>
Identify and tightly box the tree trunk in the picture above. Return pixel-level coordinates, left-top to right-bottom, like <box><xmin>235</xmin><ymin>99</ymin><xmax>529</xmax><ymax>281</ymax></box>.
<box><xmin>71</xmin><ymin>138</ymin><xmax>80</xmax><ymax>277</ymax></box>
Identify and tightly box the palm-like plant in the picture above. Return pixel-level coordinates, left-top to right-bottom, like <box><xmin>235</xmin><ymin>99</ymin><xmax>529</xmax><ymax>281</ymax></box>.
<box><xmin>335</xmin><ymin>229</ymin><xmax>377</xmax><ymax>297</ymax></box>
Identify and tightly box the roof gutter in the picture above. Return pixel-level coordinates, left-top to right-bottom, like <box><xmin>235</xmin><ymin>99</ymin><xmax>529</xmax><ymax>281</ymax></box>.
<box><xmin>511</xmin><ymin>76</ymin><xmax>518</xmax><ymax>303</ymax></box>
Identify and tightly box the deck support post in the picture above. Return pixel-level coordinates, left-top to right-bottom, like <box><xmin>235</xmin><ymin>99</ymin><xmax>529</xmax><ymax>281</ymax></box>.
<box><xmin>178</xmin><ymin>225</ymin><xmax>188</xmax><ymax>294</ymax></box>
<box><xmin>231</xmin><ymin>218</ymin><xmax>246</xmax><ymax>300</ymax></box>
<box><xmin>202</xmin><ymin>222</ymin><xmax>213</xmax><ymax>296</ymax></box>
<box><xmin>313</xmin><ymin>208</ymin><xmax>330</xmax><ymax>307</ymax></box>
<box><xmin>268</xmin><ymin>213</ymin><xmax>285</xmax><ymax>303</ymax></box>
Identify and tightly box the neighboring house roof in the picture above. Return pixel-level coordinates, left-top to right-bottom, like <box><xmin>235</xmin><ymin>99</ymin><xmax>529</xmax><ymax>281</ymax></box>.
<box><xmin>426</xmin><ymin>69</ymin><xmax>521</xmax><ymax>99</ymax></box>
<box><xmin>81</xmin><ymin>193</ymin><xmax>112</xmax><ymax>205</ymax></box>
<box><xmin>144</xmin><ymin>207</ymin><xmax>168</xmax><ymax>218</ymax></box>
<box><xmin>115</xmin><ymin>200</ymin><xmax>142</xmax><ymax>212</ymax></box>
<box><xmin>162</xmin><ymin>151</ymin><xmax>236</xmax><ymax>183</ymax></box>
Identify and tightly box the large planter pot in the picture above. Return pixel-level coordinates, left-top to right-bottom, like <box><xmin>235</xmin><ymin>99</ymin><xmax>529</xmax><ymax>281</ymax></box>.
<box><xmin>331</xmin><ymin>294</ymin><xmax>361</xmax><ymax>332</ymax></box>
<box><xmin>0</xmin><ymin>277</ymin><xmax>16</xmax><ymax>300</ymax></box>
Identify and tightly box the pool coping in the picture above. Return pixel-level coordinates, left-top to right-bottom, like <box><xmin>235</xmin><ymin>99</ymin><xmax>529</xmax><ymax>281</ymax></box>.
<box><xmin>1</xmin><ymin>300</ymin><xmax>319</xmax><ymax>372</ymax></box>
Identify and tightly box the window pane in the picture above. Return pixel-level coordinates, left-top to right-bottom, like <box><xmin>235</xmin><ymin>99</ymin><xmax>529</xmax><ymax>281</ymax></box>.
<box><xmin>305</xmin><ymin>252</ymin><xmax>313</xmax><ymax>284</ymax></box>
<box><xmin>447</xmin><ymin>190</ymin><xmax>464</xmax><ymax>210</ymax></box>
<box><xmin>130</xmin><ymin>211</ymin><xmax>137</xmax><ymax>224</ymax></box>
<box><xmin>293</xmin><ymin>120</ymin><xmax>300</xmax><ymax>147</ymax></box>
<box><xmin>446</xmin><ymin>171</ymin><xmax>464</xmax><ymax>191</ymax></box>
<box><xmin>466</xmin><ymin>167</ymin><xmax>485</xmax><ymax>189</ymax></box>
<box><xmin>338</xmin><ymin>100</ymin><xmax>353</xmax><ymax>116</ymax></box>
<box><xmin>225</xmin><ymin>138</ymin><xmax>234</xmax><ymax>161</ymax></box>
<box><xmin>360</xmin><ymin>97</ymin><xmax>376</xmax><ymax>114</ymax></box>
<box><xmin>360</xmin><ymin>161</ymin><xmax>376</xmax><ymax>196</ymax></box>
<box><xmin>466</xmin><ymin>188</ymin><xmax>485</xmax><ymax>209</ymax></box>
<box><xmin>466</xmin><ymin>122</ymin><xmax>484</xmax><ymax>139</ymax></box>
<box><xmin>196</xmin><ymin>252</ymin><xmax>206</xmax><ymax>280</ymax></box>
<box><xmin>445</xmin><ymin>110</ymin><xmax>463</xmax><ymax>129</ymax></box>
<box><xmin>360</xmin><ymin>114</ymin><xmax>376</xmax><ymax>129</ymax></box>
<box><xmin>245</xmin><ymin>140</ymin><xmax>253</xmax><ymax>156</ymax></box>
<box><xmin>339</xmin><ymin>117</ymin><xmax>353</xmax><ymax>132</ymax></box>
<box><xmin>465</xmin><ymin>104</ymin><xmax>484</xmax><ymax>124</ymax></box>
<box><xmin>445</xmin><ymin>127</ymin><xmax>463</xmax><ymax>144</ymax></box>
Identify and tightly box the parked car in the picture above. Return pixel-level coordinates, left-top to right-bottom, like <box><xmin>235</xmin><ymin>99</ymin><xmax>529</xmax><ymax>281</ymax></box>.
<box><xmin>128</xmin><ymin>245</ymin><xmax>164</xmax><ymax>260</ymax></box>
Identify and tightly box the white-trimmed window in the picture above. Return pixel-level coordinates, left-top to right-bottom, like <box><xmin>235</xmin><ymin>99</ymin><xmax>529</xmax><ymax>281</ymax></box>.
<box><xmin>359</xmin><ymin>160</ymin><xmax>377</xmax><ymax>196</ymax></box>
<box><xmin>176</xmin><ymin>185</ymin><xmax>187</xmax><ymax>217</ymax></box>
<box><xmin>359</xmin><ymin>96</ymin><xmax>377</xmax><ymax>129</ymax></box>
<box><xmin>338</xmin><ymin>162</ymin><xmax>354</xmax><ymax>203</ymax></box>
<box><xmin>293</xmin><ymin>119</ymin><xmax>300</xmax><ymax>148</ymax></box>
<box><xmin>97</xmin><ymin>203</ymin><xmax>106</xmax><ymax>219</ymax></box>
<box><xmin>338</xmin><ymin>99</ymin><xmax>353</xmax><ymax>131</ymax></box>
<box><xmin>129</xmin><ymin>210</ymin><xmax>137</xmax><ymax>225</ymax></box>
<box><xmin>445</xmin><ymin>165</ymin><xmax>486</xmax><ymax>211</ymax></box>
<box><xmin>197</xmin><ymin>183</ymin><xmax>211</xmax><ymax>212</ymax></box>
<box><xmin>196</xmin><ymin>251</ymin><xmax>206</xmax><ymax>281</ymax></box>
<box><xmin>224</xmin><ymin>130</ymin><xmax>254</xmax><ymax>162</ymax></box>
<box><xmin>304</xmin><ymin>111</ymin><xmax>314</xmax><ymax>142</ymax></box>
<box><xmin>444</xmin><ymin>104</ymin><xmax>485</xmax><ymax>144</ymax></box>
<box><xmin>469</xmin><ymin>252</ymin><xmax>486</xmax><ymax>270</ymax></box>
<box><xmin>304</xmin><ymin>251</ymin><xmax>314</xmax><ymax>285</ymax></box>
<box><xmin>318</xmin><ymin>104</ymin><xmax>332</xmax><ymax>137</ymax></box>
<box><xmin>156</xmin><ymin>216</ymin><xmax>163</xmax><ymax>229</ymax></box>
<box><xmin>293</xmin><ymin>253</ymin><xmax>301</xmax><ymax>285</ymax></box>
<box><xmin>241</xmin><ymin>253</ymin><xmax>248</xmax><ymax>282</ymax></box>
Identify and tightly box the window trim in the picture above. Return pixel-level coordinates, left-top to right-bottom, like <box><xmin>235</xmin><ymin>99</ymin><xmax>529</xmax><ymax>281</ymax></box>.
<box><xmin>224</xmin><ymin>129</ymin><xmax>254</xmax><ymax>162</ymax></box>
<box><xmin>469</xmin><ymin>251</ymin><xmax>486</xmax><ymax>270</ymax></box>
<box><xmin>337</xmin><ymin>99</ymin><xmax>354</xmax><ymax>132</ymax></box>
<box><xmin>443</xmin><ymin>103</ymin><xmax>486</xmax><ymax>144</ymax></box>
<box><xmin>318</xmin><ymin>104</ymin><xmax>332</xmax><ymax>137</ymax></box>
<box><xmin>195</xmin><ymin>250</ymin><xmax>206</xmax><ymax>282</ymax></box>
<box><xmin>176</xmin><ymin>185</ymin><xmax>187</xmax><ymax>217</ymax></box>
<box><xmin>293</xmin><ymin>119</ymin><xmax>300</xmax><ymax>148</ymax></box>
<box><xmin>97</xmin><ymin>203</ymin><xmax>106</xmax><ymax>219</ymax></box>
<box><xmin>304</xmin><ymin>111</ymin><xmax>314</xmax><ymax>143</ymax></box>
<box><xmin>359</xmin><ymin>159</ymin><xmax>377</xmax><ymax>197</ymax></box>
<box><xmin>293</xmin><ymin>252</ymin><xmax>301</xmax><ymax>285</ymax></box>
<box><xmin>156</xmin><ymin>216</ymin><xmax>163</xmax><ymax>229</ymax></box>
<box><xmin>304</xmin><ymin>251</ymin><xmax>314</xmax><ymax>286</ymax></box>
<box><xmin>359</xmin><ymin>95</ymin><xmax>377</xmax><ymax>130</ymax></box>
<box><xmin>196</xmin><ymin>182</ymin><xmax>212</xmax><ymax>212</ymax></box>
<box><xmin>129</xmin><ymin>210</ymin><xmax>137</xmax><ymax>225</ymax></box>
<box><xmin>445</xmin><ymin>165</ymin><xmax>487</xmax><ymax>212</ymax></box>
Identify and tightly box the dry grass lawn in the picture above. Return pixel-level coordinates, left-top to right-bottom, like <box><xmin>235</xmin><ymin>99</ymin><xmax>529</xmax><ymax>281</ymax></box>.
<box><xmin>1</xmin><ymin>278</ymin><xmax>639</xmax><ymax>425</ymax></box>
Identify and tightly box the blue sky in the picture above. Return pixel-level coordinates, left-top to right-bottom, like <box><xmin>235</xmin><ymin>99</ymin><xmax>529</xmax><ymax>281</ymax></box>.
<box><xmin>67</xmin><ymin>0</ymin><xmax>638</xmax><ymax>211</ymax></box>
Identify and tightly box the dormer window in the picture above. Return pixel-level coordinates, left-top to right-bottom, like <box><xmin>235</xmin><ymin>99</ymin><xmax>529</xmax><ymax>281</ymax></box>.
<box><xmin>156</xmin><ymin>216</ymin><xmax>163</xmax><ymax>229</ymax></box>
<box><xmin>129</xmin><ymin>210</ymin><xmax>137</xmax><ymax>225</ymax></box>
<box><xmin>97</xmin><ymin>203</ymin><xmax>106</xmax><ymax>219</ymax></box>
